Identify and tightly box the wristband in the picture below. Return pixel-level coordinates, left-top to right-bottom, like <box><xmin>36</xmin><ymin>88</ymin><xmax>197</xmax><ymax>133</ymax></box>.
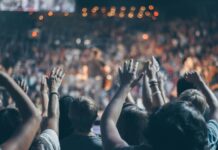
<box><xmin>50</xmin><ymin>92</ymin><xmax>60</xmax><ymax>98</ymax></box>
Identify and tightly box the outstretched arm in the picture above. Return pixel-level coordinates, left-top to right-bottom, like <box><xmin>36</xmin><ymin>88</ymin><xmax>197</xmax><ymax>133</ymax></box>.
<box><xmin>40</xmin><ymin>75</ymin><xmax>49</xmax><ymax>117</ymax></box>
<box><xmin>185</xmin><ymin>71</ymin><xmax>218</xmax><ymax>121</ymax></box>
<box><xmin>146</xmin><ymin>57</ymin><xmax>165</xmax><ymax>109</ymax></box>
<box><xmin>45</xmin><ymin>67</ymin><xmax>65</xmax><ymax>135</ymax></box>
<box><xmin>142</xmin><ymin>74</ymin><xmax>152</xmax><ymax>112</ymax></box>
<box><xmin>101</xmin><ymin>60</ymin><xmax>140</xmax><ymax>150</ymax></box>
<box><xmin>0</xmin><ymin>72</ymin><xmax>41</xmax><ymax>150</ymax></box>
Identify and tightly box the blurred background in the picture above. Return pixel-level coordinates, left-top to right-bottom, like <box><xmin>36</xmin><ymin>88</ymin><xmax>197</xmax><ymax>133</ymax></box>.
<box><xmin>0</xmin><ymin>0</ymin><xmax>217</xmax><ymax>109</ymax></box>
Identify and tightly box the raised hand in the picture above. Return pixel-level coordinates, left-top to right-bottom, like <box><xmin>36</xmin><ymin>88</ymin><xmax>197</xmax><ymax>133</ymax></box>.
<box><xmin>184</xmin><ymin>71</ymin><xmax>203</xmax><ymax>85</ymax></box>
<box><xmin>118</xmin><ymin>59</ymin><xmax>141</xmax><ymax>87</ymax></box>
<box><xmin>48</xmin><ymin>67</ymin><xmax>65</xmax><ymax>93</ymax></box>
<box><xmin>41</xmin><ymin>75</ymin><xmax>49</xmax><ymax>94</ymax></box>
<box><xmin>146</xmin><ymin>56</ymin><xmax>160</xmax><ymax>80</ymax></box>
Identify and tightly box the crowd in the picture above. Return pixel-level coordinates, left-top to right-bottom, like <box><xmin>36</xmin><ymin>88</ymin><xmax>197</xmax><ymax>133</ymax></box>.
<box><xmin>0</xmin><ymin>14</ymin><xmax>218</xmax><ymax>150</ymax></box>
<box><xmin>0</xmin><ymin>15</ymin><xmax>217</xmax><ymax>110</ymax></box>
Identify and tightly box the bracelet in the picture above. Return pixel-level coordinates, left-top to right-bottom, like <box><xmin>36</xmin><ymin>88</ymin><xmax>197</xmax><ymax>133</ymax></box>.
<box><xmin>152</xmin><ymin>90</ymin><xmax>161</xmax><ymax>96</ymax></box>
<box><xmin>149</xmin><ymin>80</ymin><xmax>158</xmax><ymax>87</ymax></box>
<box><xmin>50</xmin><ymin>92</ymin><xmax>60</xmax><ymax>98</ymax></box>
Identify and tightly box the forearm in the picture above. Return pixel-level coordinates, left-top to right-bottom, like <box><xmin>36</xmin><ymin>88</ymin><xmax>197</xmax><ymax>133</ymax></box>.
<box><xmin>41</xmin><ymin>92</ymin><xmax>49</xmax><ymax>117</ymax></box>
<box><xmin>150</xmin><ymin>83</ymin><xmax>165</xmax><ymax>108</ymax></box>
<box><xmin>46</xmin><ymin>92</ymin><xmax>60</xmax><ymax>133</ymax></box>
<box><xmin>142</xmin><ymin>75</ymin><xmax>152</xmax><ymax>111</ymax></box>
<box><xmin>197</xmin><ymin>80</ymin><xmax>218</xmax><ymax>111</ymax></box>
<box><xmin>102</xmin><ymin>85</ymin><xmax>130</xmax><ymax>123</ymax></box>
<box><xmin>101</xmin><ymin>85</ymin><xmax>130</xmax><ymax>149</ymax></box>
<box><xmin>159</xmin><ymin>83</ymin><xmax>169</xmax><ymax>104</ymax></box>
<box><xmin>1</xmin><ymin>116</ymin><xmax>41</xmax><ymax>150</ymax></box>
<box><xmin>0</xmin><ymin>73</ymin><xmax>38</xmax><ymax>118</ymax></box>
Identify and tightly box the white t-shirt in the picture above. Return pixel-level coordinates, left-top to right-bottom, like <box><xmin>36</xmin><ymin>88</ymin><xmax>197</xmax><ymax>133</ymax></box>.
<box><xmin>31</xmin><ymin>129</ymin><xmax>60</xmax><ymax>150</ymax></box>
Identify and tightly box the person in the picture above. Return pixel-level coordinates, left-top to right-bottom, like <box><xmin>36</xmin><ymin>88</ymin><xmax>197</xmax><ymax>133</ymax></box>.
<box><xmin>0</xmin><ymin>71</ymin><xmax>41</xmax><ymax>150</ymax></box>
<box><xmin>183</xmin><ymin>71</ymin><xmax>218</xmax><ymax>150</ymax></box>
<box><xmin>146</xmin><ymin>101</ymin><xmax>208</xmax><ymax>150</ymax></box>
<box><xmin>177</xmin><ymin>75</ymin><xmax>197</xmax><ymax>96</ymax></box>
<box><xmin>117</xmin><ymin>103</ymin><xmax>148</xmax><ymax>145</ymax></box>
<box><xmin>61</xmin><ymin>96</ymin><xmax>102</xmax><ymax>150</ymax></box>
<box><xmin>59</xmin><ymin>96</ymin><xmax>75</xmax><ymax>140</ymax></box>
<box><xmin>101</xmin><ymin>59</ymin><xmax>151</xmax><ymax>150</ymax></box>
<box><xmin>31</xmin><ymin>67</ymin><xmax>65</xmax><ymax>150</ymax></box>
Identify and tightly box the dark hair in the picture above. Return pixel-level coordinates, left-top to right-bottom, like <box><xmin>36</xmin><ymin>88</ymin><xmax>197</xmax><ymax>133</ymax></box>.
<box><xmin>146</xmin><ymin>101</ymin><xmax>208</xmax><ymax>150</ymax></box>
<box><xmin>117</xmin><ymin>103</ymin><xmax>148</xmax><ymax>145</ymax></box>
<box><xmin>68</xmin><ymin>96</ymin><xmax>98</xmax><ymax>133</ymax></box>
<box><xmin>177</xmin><ymin>76</ymin><xmax>197</xmax><ymax>96</ymax></box>
<box><xmin>0</xmin><ymin>108</ymin><xmax>22</xmax><ymax>144</ymax></box>
<box><xmin>179</xmin><ymin>89</ymin><xmax>208</xmax><ymax>115</ymax></box>
<box><xmin>59</xmin><ymin>96</ymin><xmax>75</xmax><ymax>140</ymax></box>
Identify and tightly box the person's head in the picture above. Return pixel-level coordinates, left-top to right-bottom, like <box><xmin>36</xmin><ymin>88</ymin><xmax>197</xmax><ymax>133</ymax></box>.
<box><xmin>68</xmin><ymin>96</ymin><xmax>98</xmax><ymax>133</ymax></box>
<box><xmin>146</xmin><ymin>101</ymin><xmax>208</xmax><ymax>150</ymax></box>
<box><xmin>59</xmin><ymin>96</ymin><xmax>75</xmax><ymax>139</ymax></box>
<box><xmin>177</xmin><ymin>76</ymin><xmax>197</xmax><ymax>96</ymax></box>
<box><xmin>117</xmin><ymin>103</ymin><xmax>149</xmax><ymax>145</ymax></box>
<box><xmin>0</xmin><ymin>108</ymin><xmax>22</xmax><ymax>144</ymax></box>
<box><xmin>179</xmin><ymin>89</ymin><xmax>209</xmax><ymax>115</ymax></box>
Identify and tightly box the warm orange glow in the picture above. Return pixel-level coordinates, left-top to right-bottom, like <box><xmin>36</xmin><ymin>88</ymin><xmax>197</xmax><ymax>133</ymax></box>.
<box><xmin>31</xmin><ymin>31</ymin><xmax>38</xmax><ymax>38</ymax></box>
<box><xmin>149</xmin><ymin>5</ymin><xmax>154</xmax><ymax>10</ymax></box>
<box><xmin>82</xmin><ymin>12</ymin><xmax>88</xmax><ymax>17</ymax></box>
<box><xmin>82</xmin><ymin>8</ymin><xmax>87</xmax><ymax>12</ymax></box>
<box><xmin>128</xmin><ymin>13</ymin><xmax>134</xmax><ymax>18</ymax></box>
<box><xmin>154</xmin><ymin>11</ymin><xmax>159</xmax><ymax>17</ymax></box>
<box><xmin>142</xmin><ymin>33</ymin><xmax>149</xmax><ymax>40</ymax></box>
<box><xmin>140</xmin><ymin>6</ymin><xmax>146</xmax><ymax>11</ymax></box>
<box><xmin>64</xmin><ymin>12</ymin><xmax>69</xmax><ymax>16</ymax></box>
<box><xmin>38</xmin><ymin>15</ymin><xmax>44</xmax><ymax>21</ymax></box>
<box><xmin>48</xmin><ymin>11</ymin><xmax>53</xmax><ymax>16</ymax></box>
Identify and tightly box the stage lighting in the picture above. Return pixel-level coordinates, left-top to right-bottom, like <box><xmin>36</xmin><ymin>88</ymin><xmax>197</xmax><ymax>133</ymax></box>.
<box><xmin>153</xmin><ymin>11</ymin><xmax>159</xmax><ymax>17</ymax></box>
<box><xmin>142</xmin><ymin>33</ymin><xmax>149</xmax><ymax>40</ymax></box>
<box><xmin>48</xmin><ymin>11</ymin><xmax>54</xmax><ymax>16</ymax></box>
<box><xmin>38</xmin><ymin>15</ymin><xmax>44</xmax><ymax>21</ymax></box>
<box><xmin>149</xmin><ymin>5</ymin><xmax>154</xmax><ymax>11</ymax></box>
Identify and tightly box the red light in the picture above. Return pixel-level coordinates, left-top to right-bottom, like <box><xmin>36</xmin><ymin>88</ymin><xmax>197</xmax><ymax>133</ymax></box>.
<box><xmin>31</xmin><ymin>31</ymin><xmax>38</xmax><ymax>38</ymax></box>
<box><xmin>154</xmin><ymin>11</ymin><xmax>159</xmax><ymax>17</ymax></box>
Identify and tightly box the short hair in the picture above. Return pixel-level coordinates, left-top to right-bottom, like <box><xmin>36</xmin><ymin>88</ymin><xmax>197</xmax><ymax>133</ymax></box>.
<box><xmin>117</xmin><ymin>103</ymin><xmax>149</xmax><ymax>145</ymax></box>
<box><xmin>179</xmin><ymin>89</ymin><xmax>208</xmax><ymax>115</ymax></box>
<box><xmin>177</xmin><ymin>76</ymin><xmax>197</xmax><ymax>96</ymax></box>
<box><xmin>59</xmin><ymin>96</ymin><xmax>75</xmax><ymax>140</ymax></box>
<box><xmin>146</xmin><ymin>101</ymin><xmax>208</xmax><ymax>150</ymax></box>
<box><xmin>68</xmin><ymin>96</ymin><xmax>98</xmax><ymax>133</ymax></box>
<box><xmin>0</xmin><ymin>108</ymin><xmax>22</xmax><ymax>144</ymax></box>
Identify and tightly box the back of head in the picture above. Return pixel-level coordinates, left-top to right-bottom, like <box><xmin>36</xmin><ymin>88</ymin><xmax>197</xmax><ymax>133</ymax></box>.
<box><xmin>177</xmin><ymin>76</ymin><xmax>196</xmax><ymax>96</ymax></box>
<box><xmin>59</xmin><ymin>96</ymin><xmax>75</xmax><ymax>140</ymax></box>
<box><xmin>179</xmin><ymin>89</ymin><xmax>208</xmax><ymax>115</ymax></box>
<box><xmin>68</xmin><ymin>96</ymin><xmax>98</xmax><ymax>133</ymax></box>
<box><xmin>117</xmin><ymin>103</ymin><xmax>148</xmax><ymax>145</ymax></box>
<box><xmin>146</xmin><ymin>101</ymin><xmax>208</xmax><ymax>150</ymax></box>
<box><xmin>0</xmin><ymin>108</ymin><xmax>22</xmax><ymax>144</ymax></box>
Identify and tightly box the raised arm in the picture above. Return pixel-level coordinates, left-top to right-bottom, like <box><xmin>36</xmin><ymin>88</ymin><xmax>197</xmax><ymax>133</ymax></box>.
<box><xmin>184</xmin><ymin>71</ymin><xmax>218</xmax><ymax>121</ymax></box>
<box><xmin>40</xmin><ymin>75</ymin><xmax>49</xmax><ymax>117</ymax></box>
<box><xmin>142</xmin><ymin>74</ymin><xmax>153</xmax><ymax>112</ymax></box>
<box><xmin>146</xmin><ymin>57</ymin><xmax>165</xmax><ymax>109</ymax></box>
<box><xmin>45</xmin><ymin>67</ymin><xmax>65</xmax><ymax>134</ymax></box>
<box><xmin>0</xmin><ymin>72</ymin><xmax>41</xmax><ymax>150</ymax></box>
<box><xmin>157</xmin><ymin>71</ymin><xmax>169</xmax><ymax>104</ymax></box>
<box><xmin>101</xmin><ymin>60</ymin><xmax>141</xmax><ymax>150</ymax></box>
